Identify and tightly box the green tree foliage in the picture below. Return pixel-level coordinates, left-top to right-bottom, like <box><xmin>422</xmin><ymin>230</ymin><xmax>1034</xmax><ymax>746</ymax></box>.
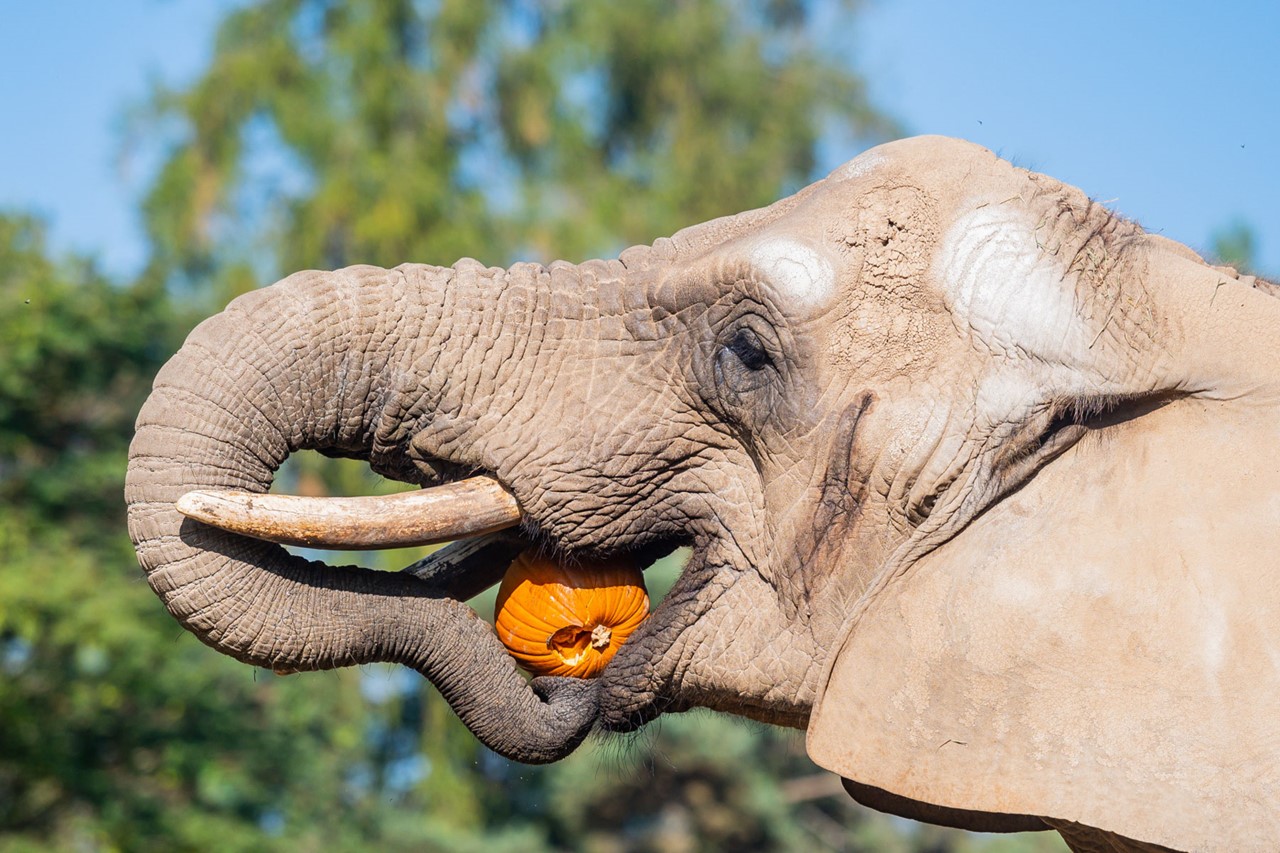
<box><xmin>139</xmin><ymin>0</ymin><xmax>898</xmax><ymax>295</ymax></box>
<box><xmin>1210</xmin><ymin>219</ymin><xmax>1259</xmax><ymax>274</ymax></box>
<box><xmin>0</xmin><ymin>215</ymin><xmax>359</xmax><ymax>851</ymax></box>
<box><xmin>491</xmin><ymin>0</ymin><xmax>896</xmax><ymax>259</ymax></box>
<box><xmin>0</xmin><ymin>215</ymin><xmax>179</xmax><ymax>529</ymax></box>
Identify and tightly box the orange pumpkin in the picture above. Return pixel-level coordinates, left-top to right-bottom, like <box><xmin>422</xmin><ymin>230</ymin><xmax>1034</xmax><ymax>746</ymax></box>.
<box><xmin>493</xmin><ymin>551</ymin><xmax>649</xmax><ymax>678</ymax></box>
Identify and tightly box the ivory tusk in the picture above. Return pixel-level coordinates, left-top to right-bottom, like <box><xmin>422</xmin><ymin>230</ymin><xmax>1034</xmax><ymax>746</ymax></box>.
<box><xmin>175</xmin><ymin>476</ymin><xmax>522</xmax><ymax>550</ymax></box>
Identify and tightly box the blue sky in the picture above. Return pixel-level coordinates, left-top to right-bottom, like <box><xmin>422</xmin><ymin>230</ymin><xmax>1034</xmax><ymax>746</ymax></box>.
<box><xmin>1</xmin><ymin>0</ymin><xmax>1277</xmax><ymax>277</ymax></box>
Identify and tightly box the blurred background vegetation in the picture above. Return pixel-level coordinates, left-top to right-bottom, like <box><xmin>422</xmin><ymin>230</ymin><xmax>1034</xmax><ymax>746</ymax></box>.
<box><xmin>2</xmin><ymin>1</ymin><xmax>1264</xmax><ymax>850</ymax></box>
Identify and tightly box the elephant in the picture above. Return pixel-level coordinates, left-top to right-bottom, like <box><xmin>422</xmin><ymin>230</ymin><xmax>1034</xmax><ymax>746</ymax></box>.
<box><xmin>125</xmin><ymin>135</ymin><xmax>1280</xmax><ymax>852</ymax></box>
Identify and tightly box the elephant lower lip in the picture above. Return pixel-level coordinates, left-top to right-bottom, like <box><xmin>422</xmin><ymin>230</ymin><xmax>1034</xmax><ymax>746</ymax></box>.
<box><xmin>597</xmin><ymin>650</ymin><xmax>689</xmax><ymax>733</ymax></box>
<box><xmin>597</xmin><ymin>697</ymin><xmax>665</xmax><ymax>733</ymax></box>
<box><xmin>597</xmin><ymin>639</ymin><xmax>670</xmax><ymax>732</ymax></box>
<box><xmin>593</xmin><ymin>541</ymin><xmax>703</xmax><ymax>731</ymax></box>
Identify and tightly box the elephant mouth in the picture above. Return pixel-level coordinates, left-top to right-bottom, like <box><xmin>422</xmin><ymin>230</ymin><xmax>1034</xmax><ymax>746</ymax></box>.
<box><xmin>176</xmin><ymin>471</ymin><xmax>695</xmax><ymax>727</ymax></box>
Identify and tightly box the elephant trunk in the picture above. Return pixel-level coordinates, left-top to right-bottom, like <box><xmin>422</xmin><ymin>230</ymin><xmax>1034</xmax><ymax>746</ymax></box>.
<box><xmin>125</xmin><ymin>263</ymin><xmax>597</xmax><ymax>763</ymax></box>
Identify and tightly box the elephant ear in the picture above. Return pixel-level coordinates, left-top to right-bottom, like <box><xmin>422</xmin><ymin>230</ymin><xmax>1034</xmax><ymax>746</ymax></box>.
<box><xmin>806</xmin><ymin>397</ymin><xmax>1280</xmax><ymax>852</ymax></box>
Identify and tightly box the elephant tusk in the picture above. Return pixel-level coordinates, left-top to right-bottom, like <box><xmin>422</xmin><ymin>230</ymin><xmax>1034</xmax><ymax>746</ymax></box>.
<box><xmin>175</xmin><ymin>476</ymin><xmax>523</xmax><ymax>550</ymax></box>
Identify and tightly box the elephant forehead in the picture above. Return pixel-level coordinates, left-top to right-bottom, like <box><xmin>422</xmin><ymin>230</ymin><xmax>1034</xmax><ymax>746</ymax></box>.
<box><xmin>935</xmin><ymin>204</ymin><xmax>1094</xmax><ymax>366</ymax></box>
<box><xmin>749</xmin><ymin>237</ymin><xmax>836</xmax><ymax>307</ymax></box>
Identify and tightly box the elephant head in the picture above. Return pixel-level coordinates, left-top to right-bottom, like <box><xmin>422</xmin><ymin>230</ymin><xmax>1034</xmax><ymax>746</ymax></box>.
<box><xmin>126</xmin><ymin>136</ymin><xmax>1280</xmax><ymax>851</ymax></box>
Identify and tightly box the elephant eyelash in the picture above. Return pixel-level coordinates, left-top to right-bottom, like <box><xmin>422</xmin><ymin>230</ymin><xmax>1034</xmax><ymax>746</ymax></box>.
<box><xmin>990</xmin><ymin>402</ymin><xmax>1091</xmax><ymax>480</ymax></box>
<box><xmin>995</xmin><ymin>392</ymin><xmax>1182</xmax><ymax>490</ymax></box>
<box><xmin>1030</xmin><ymin>406</ymin><xmax>1084</xmax><ymax>455</ymax></box>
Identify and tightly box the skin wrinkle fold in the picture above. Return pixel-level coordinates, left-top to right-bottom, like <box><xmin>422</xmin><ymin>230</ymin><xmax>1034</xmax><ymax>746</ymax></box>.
<box><xmin>892</xmin><ymin>402</ymin><xmax>950</xmax><ymax>526</ymax></box>
<box><xmin>176</xmin><ymin>340</ymin><xmax>285</xmax><ymax>459</ymax></box>
<box><xmin>790</xmin><ymin>393</ymin><xmax>874</xmax><ymax>599</ymax></box>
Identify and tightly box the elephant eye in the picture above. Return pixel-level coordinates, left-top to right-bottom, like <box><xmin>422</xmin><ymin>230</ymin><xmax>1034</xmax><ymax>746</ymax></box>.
<box><xmin>712</xmin><ymin>323</ymin><xmax>779</xmax><ymax>405</ymax></box>
<box><xmin>724</xmin><ymin>327</ymin><xmax>772</xmax><ymax>371</ymax></box>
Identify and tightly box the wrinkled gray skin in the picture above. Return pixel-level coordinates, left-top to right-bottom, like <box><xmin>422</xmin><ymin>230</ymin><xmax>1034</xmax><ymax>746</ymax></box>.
<box><xmin>127</xmin><ymin>137</ymin><xmax>1280</xmax><ymax>852</ymax></box>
